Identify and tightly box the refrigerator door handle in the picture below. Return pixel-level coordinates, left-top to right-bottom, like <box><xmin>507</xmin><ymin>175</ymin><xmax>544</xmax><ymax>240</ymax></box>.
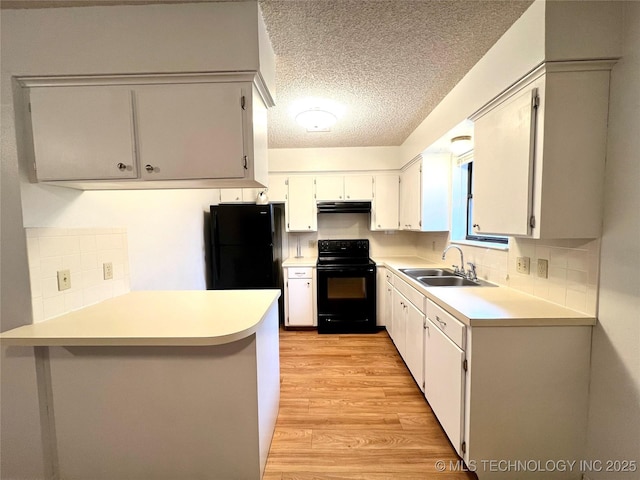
<box><xmin>212</xmin><ymin>211</ymin><xmax>221</xmax><ymax>282</ymax></box>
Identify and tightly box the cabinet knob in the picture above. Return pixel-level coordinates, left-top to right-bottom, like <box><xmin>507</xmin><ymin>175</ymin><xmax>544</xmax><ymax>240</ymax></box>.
<box><xmin>378</xmin><ymin>224</ymin><xmax>381</xmax><ymax>228</ymax></box>
<box><xmin>117</xmin><ymin>162</ymin><xmax>127</xmax><ymax>171</ymax></box>
<box><xmin>346</xmin><ymin>195</ymin><xmax>350</xmax><ymax>199</ymax></box>
<box><xmin>473</xmin><ymin>224</ymin><xmax>480</xmax><ymax>230</ymax></box>
<box><xmin>145</xmin><ymin>164</ymin><xmax>155</xmax><ymax>173</ymax></box>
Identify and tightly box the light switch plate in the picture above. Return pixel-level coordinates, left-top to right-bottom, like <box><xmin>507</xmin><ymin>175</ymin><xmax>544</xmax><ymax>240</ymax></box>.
<box><xmin>537</xmin><ymin>259</ymin><xmax>549</xmax><ymax>278</ymax></box>
<box><xmin>57</xmin><ymin>269</ymin><xmax>71</xmax><ymax>291</ymax></box>
<box><xmin>516</xmin><ymin>256</ymin><xmax>530</xmax><ymax>275</ymax></box>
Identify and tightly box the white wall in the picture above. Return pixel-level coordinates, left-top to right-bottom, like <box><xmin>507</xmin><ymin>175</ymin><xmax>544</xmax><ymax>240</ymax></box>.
<box><xmin>584</xmin><ymin>2</ymin><xmax>640</xmax><ymax>476</ymax></box>
<box><xmin>269</xmin><ymin>146</ymin><xmax>401</xmax><ymax>172</ymax></box>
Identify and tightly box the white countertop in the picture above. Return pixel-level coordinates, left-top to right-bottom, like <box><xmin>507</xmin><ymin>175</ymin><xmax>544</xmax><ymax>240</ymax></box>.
<box><xmin>0</xmin><ymin>290</ymin><xmax>281</xmax><ymax>347</ymax></box>
<box><xmin>375</xmin><ymin>256</ymin><xmax>595</xmax><ymax>327</ymax></box>
<box><xmin>282</xmin><ymin>256</ymin><xmax>317</xmax><ymax>267</ymax></box>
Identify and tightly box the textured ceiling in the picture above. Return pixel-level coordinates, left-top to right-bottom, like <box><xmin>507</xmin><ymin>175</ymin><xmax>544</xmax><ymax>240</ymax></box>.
<box><xmin>1</xmin><ymin>0</ymin><xmax>533</xmax><ymax>149</ymax></box>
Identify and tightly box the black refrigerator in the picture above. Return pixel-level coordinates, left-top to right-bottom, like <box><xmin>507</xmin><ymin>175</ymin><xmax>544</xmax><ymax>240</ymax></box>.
<box><xmin>208</xmin><ymin>204</ymin><xmax>284</xmax><ymax>323</ymax></box>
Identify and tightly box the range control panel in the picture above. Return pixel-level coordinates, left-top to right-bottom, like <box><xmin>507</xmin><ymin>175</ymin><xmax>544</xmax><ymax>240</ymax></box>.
<box><xmin>318</xmin><ymin>239</ymin><xmax>369</xmax><ymax>257</ymax></box>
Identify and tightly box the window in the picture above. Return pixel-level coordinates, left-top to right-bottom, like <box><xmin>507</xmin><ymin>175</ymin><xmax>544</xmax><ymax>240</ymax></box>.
<box><xmin>452</xmin><ymin>156</ymin><xmax>508</xmax><ymax>246</ymax></box>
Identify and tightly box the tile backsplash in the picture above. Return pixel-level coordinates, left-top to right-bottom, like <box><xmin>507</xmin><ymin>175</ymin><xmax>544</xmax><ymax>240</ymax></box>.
<box><xmin>287</xmin><ymin>214</ymin><xmax>417</xmax><ymax>259</ymax></box>
<box><xmin>416</xmin><ymin>233</ymin><xmax>599</xmax><ymax>316</ymax></box>
<box><xmin>26</xmin><ymin>227</ymin><xmax>131</xmax><ymax>323</ymax></box>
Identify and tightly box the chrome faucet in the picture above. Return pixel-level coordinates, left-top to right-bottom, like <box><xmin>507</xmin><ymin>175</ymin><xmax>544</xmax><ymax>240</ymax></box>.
<box><xmin>442</xmin><ymin>245</ymin><xmax>465</xmax><ymax>276</ymax></box>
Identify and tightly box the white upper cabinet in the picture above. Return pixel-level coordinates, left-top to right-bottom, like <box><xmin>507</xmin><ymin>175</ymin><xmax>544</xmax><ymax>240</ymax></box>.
<box><xmin>219</xmin><ymin>188</ymin><xmax>259</xmax><ymax>203</ymax></box>
<box><xmin>400</xmin><ymin>156</ymin><xmax>450</xmax><ymax>232</ymax></box>
<box><xmin>470</xmin><ymin>63</ymin><xmax>612</xmax><ymax>239</ymax></box>
<box><xmin>371</xmin><ymin>174</ymin><xmax>399</xmax><ymax>230</ymax></box>
<box><xmin>266</xmin><ymin>174</ymin><xmax>288</xmax><ymax>203</ymax></box>
<box><xmin>134</xmin><ymin>83</ymin><xmax>246</xmax><ymax>181</ymax></box>
<box><xmin>315</xmin><ymin>175</ymin><xmax>344</xmax><ymax>201</ymax></box>
<box><xmin>473</xmin><ymin>87</ymin><xmax>535</xmax><ymax>237</ymax></box>
<box><xmin>21</xmin><ymin>75</ymin><xmax>272</xmax><ymax>190</ymax></box>
<box><xmin>343</xmin><ymin>175</ymin><xmax>373</xmax><ymax>200</ymax></box>
<box><xmin>315</xmin><ymin>175</ymin><xmax>373</xmax><ymax>201</ymax></box>
<box><xmin>27</xmin><ymin>86</ymin><xmax>137</xmax><ymax>181</ymax></box>
<box><xmin>286</xmin><ymin>176</ymin><xmax>317</xmax><ymax>232</ymax></box>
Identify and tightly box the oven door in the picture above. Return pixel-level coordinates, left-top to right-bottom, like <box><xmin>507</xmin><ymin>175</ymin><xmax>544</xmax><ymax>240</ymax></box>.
<box><xmin>316</xmin><ymin>264</ymin><xmax>376</xmax><ymax>333</ymax></box>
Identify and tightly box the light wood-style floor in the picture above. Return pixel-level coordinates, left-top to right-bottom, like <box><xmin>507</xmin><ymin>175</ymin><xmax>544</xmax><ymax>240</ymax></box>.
<box><xmin>263</xmin><ymin>329</ymin><xmax>477</xmax><ymax>480</ymax></box>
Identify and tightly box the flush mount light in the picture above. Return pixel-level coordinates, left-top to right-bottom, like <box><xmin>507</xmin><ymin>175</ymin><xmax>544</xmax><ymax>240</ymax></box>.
<box><xmin>295</xmin><ymin>108</ymin><xmax>338</xmax><ymax>132</ymax></box>
<box><xmin>450</xmin><ymin>135</ymin><xmax>473</xmax><ymax>156</ymax></box>
<box><xmin>291</xmin><ymin>98</ymin><xmax>345</xmax><ymax>133</ymax></box>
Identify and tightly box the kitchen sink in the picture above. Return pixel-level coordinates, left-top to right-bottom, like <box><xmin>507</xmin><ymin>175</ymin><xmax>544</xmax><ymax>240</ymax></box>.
<box><xmin>399</xmin><ymin>268</ymin><xmax>454</xmax><ymax>277</ymax></box>
<box><xmin>398</xmin><ymin>268</ymin><xmax>497</xmax><ymax>287</ymax></box>
<box><xmin>416</xmin><ymin>275</ymin><xmax>481</xmax><ymax>287</ymax></box>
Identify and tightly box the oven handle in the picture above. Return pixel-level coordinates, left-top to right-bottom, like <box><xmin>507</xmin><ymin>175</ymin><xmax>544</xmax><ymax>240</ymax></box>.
<box><xmin>317</xmin><ymin>266</ymin><xmax>376</xmax><ymax>273</ymax></box>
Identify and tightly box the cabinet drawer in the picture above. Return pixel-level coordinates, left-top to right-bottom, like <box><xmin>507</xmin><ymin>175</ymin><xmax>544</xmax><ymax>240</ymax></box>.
<box><xmin>394</xmin><ymin>276</ymin><xmax>425</xmax><ymax>314</ymax></box>
<box><xmin>426</xmin><ymin>300</ymin><xmax>465</xmax><ymax>349</ymax></box>
<box><xmin>287</xmin><ymin>267</ymin><xmax>313</xmax><ymax>279</ymax></box>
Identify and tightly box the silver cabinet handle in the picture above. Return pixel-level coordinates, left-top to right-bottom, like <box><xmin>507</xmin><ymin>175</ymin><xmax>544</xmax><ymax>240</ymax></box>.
<box><xmin>294</xmin><ymin>272</ymin><xmax>305</xmax><ymax>276</ymax></box>
<box><xmin>145</xmin><ymin>164</ymin><xmax>154</xmax><ymax>173</ymax></box>
<box><xmin>436</xmin><ymin>315</ymin><xmax>447</xmax><ymax>328</ymax></box>
<box><xmin>117</xmin><ymin>162</ymin><xmax>127</xmax><ymax>171</ymax></box>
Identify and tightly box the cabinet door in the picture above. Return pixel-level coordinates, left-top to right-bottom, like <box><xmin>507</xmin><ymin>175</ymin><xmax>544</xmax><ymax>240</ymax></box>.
<box><xmin>267</xmin><ymin>175</ymin><xmax>288</xmax><ymax>203</ymax></box>
<box><xmin>424</xmin><ymin>318</ymin><xmax>465</xmax><ymax>456</ymax></box>
<box><xmin>315</xmin><ymin>175</ymin><xmax>344</xmax><ymax>201</ymax></box>
<box><xmin>287</xmin><ymin>278</ymin><xmax>314</xmax><ymax>326</ymax></box>
<box><xmin>473</xmin><ymin>87</ymin><xmax>537</xmax><ymax>236</ymax></box>
<box><xmin>405</xmin><ymin>301</ymin><xmax>425</xmax><ymax>391</ymax></box>
<box><xmin>344</xmin><ymin>175</ymin><xmax>373</xmax><ymax>200</ymax></box>
<box><xmin>135</xmin><ymin>83</ymin><xmax>246</xmax><ymax>180</ymax></box>
<box><xmin>28</xmin><ymin>86</ymin><xmax>137</xmax><ymax>181</ymax></box>
<box><xmin>400</xmin><ymin>162</ymin><xmax>421</xmax><ymax>230</ymax></box>
<box><xmin>384</xmin><ymin>282</ymin><xmax>394</xmax><ymax>338</ymax></box>
<box><xmin>242</xmin><ymin>188</ymin><xmax>259</xmax><ymax>203</ymax></box>
<box><xmin>286</xmin><ymin>176</ymin><xmax>317</xmax><ymax>232</ymax></box>
<box><xmin>372</xmin><ymin>174</ymin><xmax>399</xmax><ymax>230</ymax></box>
<box><xmin>220</xmin><ymin>189</ymin><xmax>243</xmax><ymax>203</ymax></box>
<box><xmin>391</xmin><ymin>289</ymin><xmax>407</xmax><ymax>357</ymax></box>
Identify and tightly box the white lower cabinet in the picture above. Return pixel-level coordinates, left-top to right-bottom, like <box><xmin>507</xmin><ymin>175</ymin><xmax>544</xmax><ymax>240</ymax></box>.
<box><xmin>387</xmin><ymin>272</ymin><xmax>593</xmax><ymax>478</ymax></box>
<box><xmin>424</xmin><ymin>313</ymin><xmax>465</xmax><ymax>457</ymax></box>
<box><xmin>391</xmin><ymin>288</ymin><xmax>407</xmax><ymax>357</ymax></box>
<box><xmin>389</xmin><ymin>275</ymin><xmax>426</xmax><ymax>391</ymax></box>
<box><xmin>284</xmin><ymin>267</ymin><xmax>315</xmax><ymax>326</ymax></box>
<box><xmin>404</xmin><ymin>300</ymin><xmax>425</xmax><ymax>391</ymax></box>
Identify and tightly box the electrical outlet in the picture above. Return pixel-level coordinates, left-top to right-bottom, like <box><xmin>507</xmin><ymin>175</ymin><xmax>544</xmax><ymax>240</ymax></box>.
<box><xmin>103</xmin><ymin>262</ymin><xmax>113</xmax><ymax>280</ymax></box>
<box><xmin>537</xmin><ymin>259</ymin><xmax>549</xmax><ymax>278</ymax></box>
<box><xmin>516</xmin><ymin>256</ymin><xmax>530</xmax><ymax>275</ymax></box>
<box><xmin>57</xmin><ymin>269</ymin><xmax>71</xmax><ymax>291</ymax></box>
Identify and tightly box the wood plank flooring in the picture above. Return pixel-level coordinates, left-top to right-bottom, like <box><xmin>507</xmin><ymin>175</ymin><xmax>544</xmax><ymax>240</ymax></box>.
<box><xmin>264</xmin><ymin>329</ymin><xmax>477</xmax><ymax>480</ymax></box>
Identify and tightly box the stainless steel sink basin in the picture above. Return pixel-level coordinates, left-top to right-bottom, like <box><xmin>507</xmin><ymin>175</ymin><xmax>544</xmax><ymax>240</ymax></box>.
<box><xmin>399</xmin><ymin>267</ymin><xmax>497</xmax><ymax>287</ymax></box>
<box><xmin>416</xmin><ymin>276</ymin><xmax>480</xmax><ymax>287</ymax></box>
<box><xmin>399</xmin><ymin>268</ymin><xmax>454</xmax><ymax>278</ymax></box>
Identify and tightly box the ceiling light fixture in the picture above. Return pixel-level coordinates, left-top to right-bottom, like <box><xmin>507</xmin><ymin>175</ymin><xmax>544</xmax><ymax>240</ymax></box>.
<box><xmin>295</xmin><ymin>108</ymin><xmax>337</xmax><ymax>132</ymax></box>
<box><xmin>450</xmin><ymin>135</ymin><xmax>473</xmax><ymax>156</ymax></box>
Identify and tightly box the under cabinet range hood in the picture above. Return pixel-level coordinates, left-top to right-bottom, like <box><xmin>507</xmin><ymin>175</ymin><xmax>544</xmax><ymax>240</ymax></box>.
<box><xmin>317</xmin><ymin>201</ymin><xmax>372</xmax><ymax>214</ymax></box>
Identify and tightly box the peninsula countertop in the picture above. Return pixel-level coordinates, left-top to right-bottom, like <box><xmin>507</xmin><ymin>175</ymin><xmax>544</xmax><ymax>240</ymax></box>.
<box><xmin>0</xmin><ymin>290</ymin><xmax>281</xmax><ymax>347</ymax></box>
<box><xmin>375</xmin><ymin>256</ymin><xmax>596</xmax><ymax>327</ymax></box>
